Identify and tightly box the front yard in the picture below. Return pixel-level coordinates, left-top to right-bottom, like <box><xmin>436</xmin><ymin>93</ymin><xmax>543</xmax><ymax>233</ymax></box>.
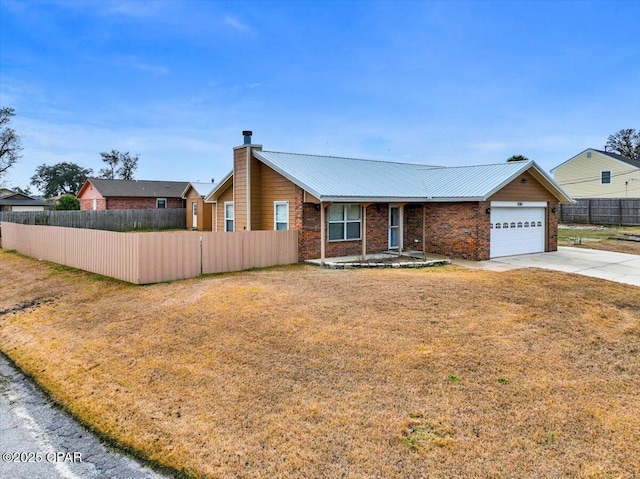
<box><xmin>1</xmin><ymin>250</ymin><xmax>639</xmax><ymax>478</ymax></box>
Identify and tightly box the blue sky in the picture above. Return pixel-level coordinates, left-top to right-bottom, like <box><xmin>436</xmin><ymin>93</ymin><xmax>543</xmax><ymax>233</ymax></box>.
<box><xmin>1</xmin><ymin>0</ymin><xmax>639</xmax><ymax>194</ymax></box>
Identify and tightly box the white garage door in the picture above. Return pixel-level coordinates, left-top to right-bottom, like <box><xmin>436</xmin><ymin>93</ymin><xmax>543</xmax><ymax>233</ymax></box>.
<box><xmin>490</xmin><ymin>205</ymin><xmax>545</xmax><ymax>258</ymax></box>
<box><xmin>11</xmin><ymin>206</ymin><xmax>45</xmax><ymax>212</ymax></box>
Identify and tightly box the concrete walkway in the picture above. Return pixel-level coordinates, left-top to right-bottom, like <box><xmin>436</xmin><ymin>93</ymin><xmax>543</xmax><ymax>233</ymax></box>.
<box><xmin>0</xmin><ymin>354</ymin><xmax>175</xmax><ymax>479</ymax></box>
<box><xmin>455</xmin><ymin>247</ymin><xmax>640</xmax><ymax>286</ymax></box>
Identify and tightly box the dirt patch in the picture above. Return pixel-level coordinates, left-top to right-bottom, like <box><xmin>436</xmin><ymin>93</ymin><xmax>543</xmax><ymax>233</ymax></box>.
<box><xmin>1</xmin><ymin>250</ymin><xmax>639</xmax><ymax>478</ymax></box>
<box><xmin>0</xmin><ymin>297</ymin><xmax>55</xmax><ymax>316</ymax></box>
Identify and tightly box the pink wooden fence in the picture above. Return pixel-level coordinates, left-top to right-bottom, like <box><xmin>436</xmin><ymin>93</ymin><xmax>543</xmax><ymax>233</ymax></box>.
<box><xmin>0</xmin><ymin>223</ymin><xmax>298</xmax><ymax>284</ymax></box>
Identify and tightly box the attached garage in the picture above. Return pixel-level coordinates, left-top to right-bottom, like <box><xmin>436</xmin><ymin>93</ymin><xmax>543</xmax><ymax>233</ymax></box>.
<box><xmin>490</xmin><ymin>202</ymin><xmax>546</xmax><ymax>258</ymax></box>
<box><xmin>10</xmin><ymin>205</ymin><xmax>46</xmax><ymax>212</ymax></box>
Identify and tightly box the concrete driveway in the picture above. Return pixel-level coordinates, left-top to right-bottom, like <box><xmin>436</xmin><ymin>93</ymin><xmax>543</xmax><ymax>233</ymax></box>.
<box><xmin>456</xmin><ymin>247</ymin><xmax>640</xmax><ymax>286</ymax></box>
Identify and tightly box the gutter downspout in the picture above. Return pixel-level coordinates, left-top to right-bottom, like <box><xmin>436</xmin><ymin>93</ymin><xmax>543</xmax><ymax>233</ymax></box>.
<box><xmin>320</xmin><ymin>202</ymin><xmax>326</xmax><ymax>260</ymax></box>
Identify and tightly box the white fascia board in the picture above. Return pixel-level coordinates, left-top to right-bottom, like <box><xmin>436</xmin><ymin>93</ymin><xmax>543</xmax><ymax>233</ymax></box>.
<box><xmin>321</xmin><ymin>196</ymin><xmax>430</xmax><ymax>203</ymax></box>
<box><xmin>491</xmin><ymin>201</ymin><xmax>548</xmax><ymax>208</ymax></box>
<box><xmin>550</xmin><ymin>148</ymin><xmax>593</xmax><ymax>173</ymax></box>
<box><xmin>526</xmin><ymin>162</ymin><xmax>575</xmax><ymax>203</ymax></box>
<box><xmin>180</xmin><ymin>183</ymin><xmax>192</xmax><ymax>199</ymax></box>
<box><xmin>204</xmin><ymin>171</ymin><xmax>232</xmax><ymax>203</ymax></box>
<box><xmin>481</xmin><ymin>161</ymin><xmax>533</xmax><ymax>200</ymax></box>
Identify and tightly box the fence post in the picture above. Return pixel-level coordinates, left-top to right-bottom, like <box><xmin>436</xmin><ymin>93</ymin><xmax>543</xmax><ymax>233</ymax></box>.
<box><xmin>587</xmin><ymin>200</ymin><xmax>592</xmax><ymax>224</ymax></box>
<box><xmin>618</xmin><ymin>199</ymin><xmax>622</xmax><ymax>226</ymax></box>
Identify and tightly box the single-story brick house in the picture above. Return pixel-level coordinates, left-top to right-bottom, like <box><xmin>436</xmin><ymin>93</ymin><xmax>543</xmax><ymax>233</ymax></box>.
<box><xmin>0</xmin><ymin>189</ymin><xmax>49</xmax><ymax>212</ymax></box>
<box><xmin>77</xmin><ymin>178</ymin><xmax>188</xmax><ymax>211</ymax></box>
<box><xmin>182</xmin><ymin>182</ymin><xmax>216</xmax><ymax>230</ymax></box>
<box><xmin>205</xmin><ymin>132</ymin><xmax>573</xmax><ymax>261</ymax></box>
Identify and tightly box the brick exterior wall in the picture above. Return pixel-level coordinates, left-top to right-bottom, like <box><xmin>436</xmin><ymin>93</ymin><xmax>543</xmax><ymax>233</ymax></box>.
<box><xmin>81</xmin><ymin>197</ymin><xmax>183</xmax><ymax>210</ymax></box>
<box><xmin>547</xmin><ymin>201</ymin><xmax>559</xmax><ymax>252</ymax></box>
<box><xmin>298</xmin><ymin>200</ymin><xmax>558</xmax><ymax>261</ymax></box>
<box><xmin>300</xmin><ymin>203</ymin><xmax>321</xmax><ymax>261</ymax></box>
<box><xmin>404</xmin><ymin>204</ymin><xmax>424</xmax><ymax>251</ymax></box>
<box><xmin>107</xmin><ymin>197</ymin><xmax>184</xmax><ymax>210</ymax></box>
<box><xmin>80</xmin><ymin>198</ymin><xmax>107</xmax><ymax>211</ymax></box>
<box><xmin>421</xmin><ymin>201</ymin><xmax>491</xmax><ymax>261</ymax></box>
<box><xmin>365</xmin><ymin>203</ymin><xmax>390</xmax><ymax>253</ymax></box>
<box><xmin>299</xmin><ymin>203</ymin><xmax>393</xmax><ymax>260</ymax></box>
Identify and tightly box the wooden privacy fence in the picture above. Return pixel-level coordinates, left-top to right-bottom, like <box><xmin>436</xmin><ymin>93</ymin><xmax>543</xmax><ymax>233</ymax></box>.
<box><xmin>0</xmin><ymin>223</ymin><xmax>298</xmax><ymax>284</ymax></box>
<box><xmin>0</xmin><ymin>208</ymin><xmax>186</xmax><ymax>231</ymax></box>
<box><xmin>560</xmin><ymin>198</ymin><xmax>640</xmax><ymax>226</ymax></box>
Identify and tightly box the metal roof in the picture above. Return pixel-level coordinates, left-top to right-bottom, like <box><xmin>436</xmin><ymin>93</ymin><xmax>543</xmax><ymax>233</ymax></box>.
<box><xmin>82</xmin><ymin>178</ymin><xmax>189</xmax><ymax>198</ymax></box>
<box><xmin>182</xmin><ymin>182</ymin><xmax>217</xmax><ymax>198</ymax></box>
<box><xmin>253</xmin><ymin>151</ymin><xmax>571</xmax><ymax>202</ymax></box>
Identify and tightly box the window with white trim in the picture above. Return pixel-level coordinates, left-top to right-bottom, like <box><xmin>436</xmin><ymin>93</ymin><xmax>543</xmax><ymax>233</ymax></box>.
<box><xmin>601</xmin><ymin>171</ymin><xmax>611</xmax><ymax>184</ymax></box>
<box><xmin>156</xmin><ymin>198</ymin><xmax>167</xmax><ymax>208</ymax></box>
<box><xmin>328</xmin><ymin>204</ymin><xmax>361</xmax><ymax>241</ymax></box>
<box><xmin>224</xmin><ymin>202</ymin><xmax>234</xmax><ymax>232</ymax></box>
<box><xmin>274</xmin><ymin>201</ymin><xmax>289</xmax><ymax>230</ymax></box>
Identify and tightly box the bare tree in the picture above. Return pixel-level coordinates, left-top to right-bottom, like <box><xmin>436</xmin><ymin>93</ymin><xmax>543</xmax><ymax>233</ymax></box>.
<box><xmin>605</xmin><ymin>129</ymin><xmax>640</xmax><ymax>161</ymax></box>
<box><xmin>0</xmin><ymin>107</ymin><xmax>23</xmax><ymax>179</ymax></box>
<box><xmin>99</xmin><ymin>150</ymin><xmax>139</xmax><ymax>180</ymax></box>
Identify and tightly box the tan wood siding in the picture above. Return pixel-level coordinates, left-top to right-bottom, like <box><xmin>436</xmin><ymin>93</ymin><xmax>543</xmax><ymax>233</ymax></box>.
<box><xmin>216</xmin><ymin>184</ymin><xmax>234</xmax><ymax>232</ymax></box>
<box><xmin>256</xmin><ymin>164</ymin><xmax>300</xmax><ymax>230</ymax></box>
<box><xmin>250</xmin><ymin>157</ymin><xmax>263</xmax><ymax>229</ymax></box>
<box><xmin>233</xmin><ymin>147</ymin><xmax>248</xmax><ymax>231</ymax></box>
<box><xmin>489</xmin><ymin>170</ymin><xmax>556</xmax><ymax>202</ymax></box>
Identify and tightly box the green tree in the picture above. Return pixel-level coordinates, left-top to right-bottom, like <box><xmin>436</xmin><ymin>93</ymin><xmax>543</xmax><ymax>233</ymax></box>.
<box><xmin>506</xmin><ymin>155</ymin><xmax>530</xmax><ymax>162</ymax></box>
<box><xmin>54</xmin><ymin>194</ymin><xmax>80</xmax><ymax>210</ymax></box>
<box><xmin>605</xmin><ymin>128</ymin><xmax>640</xmax><ymax>160</ymax></box>
<box><xmin>0</xmin><ymin>107</ymin><xmax>23</xmax><ymax>180</ymax></box>
<box><xmin>30</xmin><ymin>162</ymin><xmax>93</xmax><ymax>198</ymax></box>
<box><xmin>99</xmin><ymin>150</ymin><xmax>139</xmax><ymax>180</ymax></box>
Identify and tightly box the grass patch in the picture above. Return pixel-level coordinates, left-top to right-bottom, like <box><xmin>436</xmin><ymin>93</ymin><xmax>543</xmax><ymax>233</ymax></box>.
<box><xmin>400</xmin><ymin>414</ymin><xmax>455</xmax><ymax>452</ymax></box>
<box><xmin>1</xmin><ymin>251</ymin><xmax>639</xmax><ymax>478</ymax></box>
<box><xmin>559</xmin><ymin>224</ymin><xmax>640</xmax><ymax>254</ymax></box>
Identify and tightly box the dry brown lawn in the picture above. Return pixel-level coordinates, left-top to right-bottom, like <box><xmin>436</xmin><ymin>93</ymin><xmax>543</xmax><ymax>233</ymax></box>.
<box><xmin>1</xmin><ymin>250</ymin><xmax>639</xmax><ymax>478</ymax></box>
<box><xmin>559</xmin><ymin>225</ymin><xmax>640</xmax><ymax>255</ymax></box>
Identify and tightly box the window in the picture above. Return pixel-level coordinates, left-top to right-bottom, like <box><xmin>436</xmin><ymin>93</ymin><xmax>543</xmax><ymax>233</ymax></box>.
<box><xmin>601</xmin><ymin>171</ymin><xmax>611</xmax><ymax>184</ymax></box>
<box><xmin>224</xmin><ymin>202</ymin><xmax>234</xmax><ymax>232</ymax></box>
<box><xmin>274</xmin><ymin>201</ymin><xmax>289</xmax><ymax>230</ymax></box>
<box><xmin>156</xmin><ymin>198</ymin><xmax>166</xmax><ymax>208</ymax></box>
<box><xmin>328</xmin><ymin>204</ymin><xmax>361</xmax><ymax>241</ymax></box>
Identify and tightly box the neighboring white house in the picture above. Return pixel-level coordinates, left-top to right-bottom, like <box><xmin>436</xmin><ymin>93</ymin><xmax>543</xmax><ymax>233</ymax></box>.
<box><xmin>551</xmin><ymin>149</ymin><xmax>640</xmax><ymax>198</ymax></box>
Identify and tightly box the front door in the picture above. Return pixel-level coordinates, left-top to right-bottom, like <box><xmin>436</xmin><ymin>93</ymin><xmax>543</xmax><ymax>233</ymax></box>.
<box><xmin>389</xmin><ymin>206</ymin><xmax>399</xmax><ymax>249</ymax></box>
<box><xmin>192</xmin><ymin>202</ymin><xmax>198</xmax><ymax>229</ymax></box>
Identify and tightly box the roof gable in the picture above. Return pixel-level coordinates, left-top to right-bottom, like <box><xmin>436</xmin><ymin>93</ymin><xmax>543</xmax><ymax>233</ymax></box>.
<box><xmin>182</xmin><ymin>182</ymin><xmax>217</xmax><ymax>199</ymax></box>
<box><xmin>552</xmin><ymin>148</ymin><xmax>640</xmax><ymax>173</ymax></box>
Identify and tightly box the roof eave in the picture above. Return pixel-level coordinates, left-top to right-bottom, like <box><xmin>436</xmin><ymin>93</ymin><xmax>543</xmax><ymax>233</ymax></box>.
<box><xmin>204</xmin><ymin>172</ymin><xmax>233</xmax><ymax>202</ymax></box>
<box><xmin>483</xmin><ymin>161</ymin><xmax>573</xmax><ymax>204</ymax></box>
<box><xmin>252</xmin><ymin>151</ymin><xmax>324</xmax><ymax>200</ymax></box>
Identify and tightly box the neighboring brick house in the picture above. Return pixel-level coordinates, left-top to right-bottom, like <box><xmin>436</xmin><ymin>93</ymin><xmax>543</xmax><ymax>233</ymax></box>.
<box><xmin>205</xmin><ymin>132</ymin><xmax>573</xmax><ymax>261</ymax></box>
<box><xmin>77</xmin><ymin>178</ymin><xmax>188</xmax><ymax>211</ymax></box>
